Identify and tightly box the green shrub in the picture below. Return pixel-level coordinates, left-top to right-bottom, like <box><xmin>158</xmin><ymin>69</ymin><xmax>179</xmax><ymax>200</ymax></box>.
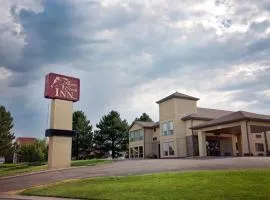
<box><xmin>17</xmin><ymin>139</ymin><xmax>47</xmax><ymax>163</ymax></box>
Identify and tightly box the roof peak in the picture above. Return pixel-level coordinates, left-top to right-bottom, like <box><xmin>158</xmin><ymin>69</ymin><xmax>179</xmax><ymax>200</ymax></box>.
<box><xmin>129</xmin><ymin>121</ymin><xmax>159</xmax><ymax>130</ymax></box>
<box><xmin>156</xmin><ymin>92</ymin><xmax>199</xmax><ymax>104</ymax></box>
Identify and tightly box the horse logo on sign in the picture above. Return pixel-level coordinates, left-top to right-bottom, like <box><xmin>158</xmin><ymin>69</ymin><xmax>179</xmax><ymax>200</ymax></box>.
<box><xmin>44</xmin><ymin>73</ymin><xmax>80</xmax><ymax>102</ymax></box>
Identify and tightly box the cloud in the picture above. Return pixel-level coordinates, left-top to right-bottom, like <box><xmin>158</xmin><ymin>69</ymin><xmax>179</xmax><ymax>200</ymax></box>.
<box><xmin>0</xmin><ymin>67</ymin><xmax>12</xmax><ymax>80</ymax></box>
<box><xmin>0</xmin><ymin>0</ymin><xmax>269</xmax><ymax>137</ymax></box>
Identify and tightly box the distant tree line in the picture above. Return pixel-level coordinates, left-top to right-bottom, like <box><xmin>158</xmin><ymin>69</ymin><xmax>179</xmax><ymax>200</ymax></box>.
<box><xmin>0</xmin><ymin>104</ymin><xmax>153</xmax><ymax>163</ymax></box>
<box><xmin>72</xmin><ymin>111</ymin><xmax>153</xmax><ymax>160</ymax></box>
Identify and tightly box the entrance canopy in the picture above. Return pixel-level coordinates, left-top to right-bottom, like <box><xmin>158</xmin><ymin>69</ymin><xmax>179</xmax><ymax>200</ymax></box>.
<box><xmin>192</xmin><ymin>111</ymin><xmax>270</xmax><ymax>133</ymax></box>
<box><xmin>191</xmin><ymin>111</ymin><xmax>270</xmax><ymax>156</ymax></box>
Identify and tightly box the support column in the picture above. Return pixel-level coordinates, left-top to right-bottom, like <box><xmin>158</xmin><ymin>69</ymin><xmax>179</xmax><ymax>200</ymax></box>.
<box><xmin>231</xmin><ymin>135</ymin><xmax>237</xmax><ymax>156</ymax></box>
<box><xmin>240</xmin><ymin>121</ymin><xmax>251</xmax><ymax>156</ymax></box>
<box><xmin>264</xmin><ymin>132</ymin><xmax>269</xmax><ymax>156</ymax></box>
<box><xmin>247</xmin><ymin>123</ymin><xmax>255</xmax><ymax>154</ymax></box>
<box><xmin>198</xmin><ymin>131</ymin><xmax>207</xmax><ymax>157</ymax></box>
<box><xmin>47</xmin><ymin>99</ymin><xmax>73</xmax><ymax>169</ymax></box>
<box><xmin>236</xmin><ymin>134</ymin><xmax>242</xmax><ymax>155</ymax></box>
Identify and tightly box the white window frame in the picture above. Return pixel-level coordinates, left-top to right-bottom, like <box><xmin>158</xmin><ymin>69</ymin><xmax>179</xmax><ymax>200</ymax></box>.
<box><xmin>129</xmin><ymin>129</ymin><xmax>144</xmax><ymax>142</ymax></box>
<box><xmin>163</xmin><ymin>141</ymin><xmax>175</xmax><ymax>157</ymax></box>
<box><xmin>162</xmin><ymin>121</ymin><xmax>174</xmax><ymax>136</ymax></box>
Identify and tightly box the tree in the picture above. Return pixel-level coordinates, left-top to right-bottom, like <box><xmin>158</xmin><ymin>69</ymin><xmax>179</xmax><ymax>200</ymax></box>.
<box><xmin>72</xmin><ymin>111</ymin><xmax>93</xmax><ymax>160</ymax></box>
<box><xmin>17</xmin><ymin>139</ymin><xmax>47</xmax><ymax>163</ymax></box>
<box><xmin>94</xmin><ymin>110</ymin><xmax>129</xmax><ymax>159</ymax></box>
<box><xmin>0</xmin><ymin>105</ymin><xmax>15</xmax><ymax>160</ymax></box>
<box><xmin>135</xmin><ymin>113</ymin><xmax>153</xmax><ymax>122</ymax></box>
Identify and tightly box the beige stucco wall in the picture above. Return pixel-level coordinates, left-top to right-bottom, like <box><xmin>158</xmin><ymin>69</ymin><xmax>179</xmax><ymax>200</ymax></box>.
<box><xmin>50</xmin><ymin>99</ymin><xmax>73</xmax><ymax>130</ymax></box>
<box><xmin>144</xmin><ymin>128</ymin><xmax>154</xmax><ymax>158</ymax></box>
<box><xmin>175</xmin><ymin>99</ymin><xmax>197</xmax><ymax>116</ymax></box>
<box><xmin>249</xmin><ymin>132</ymin><xmax>267</xmax><ymax>156</ymax></box>
<box><xmin>159</xmin><ymin>99</ymin><xmax>175</xmax><ymax>121</ymax></box>
<box><xmin>185</xmin><ymin>119</ymin><xmax>208</xmax><ymax>136</ymax></box>
<box><xmin>48</xmin><ymin>136</ymin><xmax>72</xmax><ymax>169</ymax></box>
<box><xmin>48</xmin><ymin>99</ymin><xmax>73</xmax><ymax>169</ymax></box>
<box><xmin>159</xmin><ymin>98</ymin><xmax>197</xmax><ymax>158</ymax></box>
<box><xmin>159</xmin><ymin>99</ymin><xmax>176</xmax><ymax>158</ymax></box>
<box><xmin>267</xmin><ymin>131</ymin><xmax>270</xmax><ymax>153</ymax></box>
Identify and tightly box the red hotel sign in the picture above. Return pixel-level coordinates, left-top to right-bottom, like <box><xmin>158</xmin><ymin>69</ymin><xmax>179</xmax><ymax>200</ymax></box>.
<box><xmin>44</xmin><ymin>73</ymin><xmax>80</xmax><ymax>102</ymax></box>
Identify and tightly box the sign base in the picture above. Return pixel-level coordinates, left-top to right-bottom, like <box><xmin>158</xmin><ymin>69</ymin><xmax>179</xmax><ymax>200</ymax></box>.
<box><xmin>48</xmin><ymin>136</ymin><xmax>72</xmax><ymax>169</ymax></box>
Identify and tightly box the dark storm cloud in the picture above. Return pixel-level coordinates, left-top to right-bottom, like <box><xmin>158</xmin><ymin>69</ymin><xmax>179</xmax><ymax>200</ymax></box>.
<box><xmin>8</xmin><ymin>1</ymin><xmax>106</xmax><ymax>74</ymax></box>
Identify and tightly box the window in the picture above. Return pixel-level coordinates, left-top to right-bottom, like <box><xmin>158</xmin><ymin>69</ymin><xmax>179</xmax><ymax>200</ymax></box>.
<box><xmin>130</xmin><ymin>148</ymin><xmax>134</xmax><ymax>158</ymax></box>
<box><xmin>163</xmin><ymin>141</ymin><xmax>175</xmax><ymax>156</ymax></box>
<box><xmin>169</xmin><ymin>142</ymin><xmax>175</xmax><ymax>155</ymax></box>
<box><xmin>162</xmin><ymin>121</ymin><xmax>174</xmax><ymax>136</ymax></box>
<box><xmin>255</xmin><ymin>143</ymin><xmax>264</xmax><ymax>152</ymax></box>
<box><xmin>139</xmin><ymin>146</ymin><xmax>143</xmax><ymax>158</ymax></box>
<box><xmin>129</xmin><ymin>129</ymin><xmax>144</xmax><ymax>142</ymax></box>
<box><xmin>134</xmin><ymin>147</ymin><xmax>139</xmax><ymax>157</ymax></box>
<box><xmin>162</xmin><ymin>123</ymin><xmax>168</xmax><ymax>136</ymax></box>
<box><xmin>256</xmin><ymin>135</ymin><xmax>262</xmax><ymax>139</ymax></box>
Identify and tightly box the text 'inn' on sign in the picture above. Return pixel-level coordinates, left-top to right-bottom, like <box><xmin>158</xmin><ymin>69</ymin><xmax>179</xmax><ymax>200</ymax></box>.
<box><xmin>44</xmin><ymin>73</ymin><xmax>80</xmax><ymax>102</ymax></box>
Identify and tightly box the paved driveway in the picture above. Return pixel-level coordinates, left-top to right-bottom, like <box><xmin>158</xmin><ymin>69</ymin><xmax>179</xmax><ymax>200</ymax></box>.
<box><xmin>1</xmin><ymin>157</ymin><xmax>270</xmax><ymax>193</ymax></box>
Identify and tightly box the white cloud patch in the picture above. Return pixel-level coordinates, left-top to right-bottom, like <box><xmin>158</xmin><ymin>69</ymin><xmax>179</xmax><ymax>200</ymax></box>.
<box><xmin>0</xmin><ymin>66</ymin><xmax>12</xmax><ymax>80</ymax></box>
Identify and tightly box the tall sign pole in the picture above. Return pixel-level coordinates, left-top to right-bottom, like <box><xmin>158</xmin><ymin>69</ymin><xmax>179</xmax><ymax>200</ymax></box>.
<box><xmin>44</xmin><ymin>73</ymin><xmax>80</xmax><ymax>169</ymax></box>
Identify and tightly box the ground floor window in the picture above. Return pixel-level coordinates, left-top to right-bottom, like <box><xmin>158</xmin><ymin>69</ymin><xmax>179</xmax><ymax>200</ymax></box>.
<box><xmin>139</xmin><ymin>146</ymin><xmax>143</xmax><ymax>158</ymax></box>
<box><xmin>130</xmin><ymin>146</ymin><xmax>144</xmax><ymax>158</ymax></box>
<box><xmin>255</xmin><ymin>143</ymin><xmax>264</xmax><ymax>152</ymax></box>
<box><xmin>134</xmin><ymin>147</ymin><xmax>139</xmax><ymax>157</ymax></box>
<box><xmin>130</xmin><ymin>148</ymin><xmax>134</xmax><ymax>158</ymax></box>
<box><xmin>163</xmin><ymin>141</ymin><xmax>175</xmax><ymax>156</ymax></box>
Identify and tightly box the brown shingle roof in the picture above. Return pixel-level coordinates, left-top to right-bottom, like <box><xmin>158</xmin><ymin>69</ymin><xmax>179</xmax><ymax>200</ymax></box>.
<box><xmin>192</xmin><ymin>111</ymin><xmax>270</xmax><ymax>130</ymax></box>
<box><xmin>156</xmin><ymin>92</ymin><xmax>199</xmax><ymax>104</ymax></box>
<box><xmin>129</xmin><ymin>121</ymin><xmax>159</xmax><ymax>130</ymax></box>
<box><xmin>16</xmin><ymin>137</ymin><xmax>37</xmax><ymax>145</ymax></box>
<box><xmin>182</xmin><ymin>107</ymin><xmax>233</xmax><ymax>121</ymax></box>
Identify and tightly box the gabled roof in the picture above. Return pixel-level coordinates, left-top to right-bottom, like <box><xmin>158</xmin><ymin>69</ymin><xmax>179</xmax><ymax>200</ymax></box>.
<box><xmin>182</xmin><ymin>107</ymin><xmax>233</xmax><ymax>121</ymax></box>
<box><xmin>156</xmin><ymin>92</ymin><xmax>199</xmax><ymax>104</ymax></box>
<box><xmin>129</xmin><ymin>121</ymin><xmax>159</xmax><ymax>130</ymax></box>
<box><xmin>192</xmin><ymin>111</ymin><xmax>270</xmax><ymax>130</ymax></box>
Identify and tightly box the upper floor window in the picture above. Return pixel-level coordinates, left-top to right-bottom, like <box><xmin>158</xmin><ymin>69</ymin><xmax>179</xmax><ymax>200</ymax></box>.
<box><xmin>162</xmin><ymin>121</ymin><xmax>173</xmax><ymax>136</ymax></box>
<box><xmin>129</xmin><ymin>129</ymin><xmax>144</xmax><ymax>142</ymax></box>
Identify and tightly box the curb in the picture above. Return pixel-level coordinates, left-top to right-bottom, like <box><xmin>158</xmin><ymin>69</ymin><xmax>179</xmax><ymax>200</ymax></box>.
<box><xmin>0</xmin><ymin>161</ymin><xmax>114</xmax><ymax>180</ymax></box>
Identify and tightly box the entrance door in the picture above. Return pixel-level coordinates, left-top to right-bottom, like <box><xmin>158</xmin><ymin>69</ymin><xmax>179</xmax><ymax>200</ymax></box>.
<box><xmin>207</xmin><ymin>140</ymin><xmax>220</xmax><ymax>156</ymax></box>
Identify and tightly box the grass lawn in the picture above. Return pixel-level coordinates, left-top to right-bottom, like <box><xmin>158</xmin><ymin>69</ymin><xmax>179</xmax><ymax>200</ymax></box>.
<box><xmin>22</xmin><ymin>169</ymin><xmax>270</xmax><ymax>200</ymax></box>
<box><xmin>0</xmin><ymin>159</ymin><xmax>111</xmax><ymax>177</ymax></box>
<box><xmin>0</xmin><ymin>163</ymin><xmax>47</xmax><ymax>177</ymax></box>
<box><xmin>71</xmin><ymin>159</ymin><xmax>111</xmax><ymax>167</ymax></box>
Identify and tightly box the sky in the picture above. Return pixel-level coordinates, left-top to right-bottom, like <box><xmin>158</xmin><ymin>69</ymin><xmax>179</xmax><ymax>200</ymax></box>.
<box><xmin>0</xmin><ymin>0</ymin><xmax>269</xmax><ymax>138</ymax></box>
